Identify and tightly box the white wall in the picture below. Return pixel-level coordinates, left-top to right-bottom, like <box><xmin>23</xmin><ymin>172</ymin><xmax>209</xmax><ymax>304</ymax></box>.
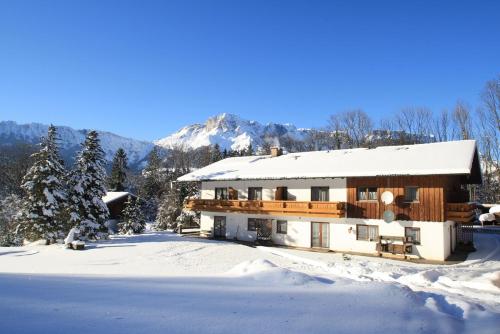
<box><xmin>200</xmin><ymin>212</ymin><xmax>454</xmax><ymax>261</ymax></box>
<box><xmin>201</xmin><ymin>178</ymin><xmax>347</xmax><ymax>202</ymax></box>
<box><xmin>329</xmin><ymin>218</ymin><xmax>454</xmax><ymax>261</ymax></box>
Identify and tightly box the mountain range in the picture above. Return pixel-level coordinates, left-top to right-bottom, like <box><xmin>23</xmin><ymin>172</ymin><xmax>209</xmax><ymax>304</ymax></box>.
<box><xmin>155</xmin><ymin>113</ymin><xmax>310</xmax><ymax>151</ymax></box>
<box><xmin>0</xmin><ymin>114</ymin><xmax>312</xmax><ymax>165</ymax></box>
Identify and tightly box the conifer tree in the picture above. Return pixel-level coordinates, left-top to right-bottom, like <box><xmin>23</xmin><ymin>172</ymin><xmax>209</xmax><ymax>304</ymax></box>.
<box><xmin>211</xmin><ymin>144</ymin><xmax>223</xmax><ymax>162</ymax></box>
<box><xmin>118</xmin><ymin>196</ymin><xmax>145</xmax><ymax>234</ymax></box>
<box><xmin>109</xmin><ymin>148</ymin><xmax>128</xmax><ymax>191</ymax></box>
<box><xmin>67</xmin><ymin>131</ymin><xmax>109</xmax><ymax>240</ymax></box>
<box><xmin>142</xmin><ymin>146</ymin><xmax>163</xmax><ymax>199</ymax></box>
<box><xmin>17</xmin><ymin>125</ymin><xmax>67</xmax><ymax>243</ymax></box>
<box><xmin>245</xmin><ymin>143</ymin><xmax>254</xmax><ymax>156</ymax></box>
<box><xmin>140</xmin><ymin>146</ymin><xmax>164</xmax><ymax>221</ymax></box>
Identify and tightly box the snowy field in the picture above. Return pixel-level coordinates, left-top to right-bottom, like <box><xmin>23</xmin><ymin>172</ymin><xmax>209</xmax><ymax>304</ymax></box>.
<box><xmin>1</xmin><ymin>231</ymin><xmax>499</xmax><ymax>334</ymax></box>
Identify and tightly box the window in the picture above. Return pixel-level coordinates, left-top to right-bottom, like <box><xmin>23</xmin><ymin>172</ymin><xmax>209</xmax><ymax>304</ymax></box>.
<box><xmin>247</xmin><ymin>218</ymin><xmax>257</xmax><ymax>231</ymax></box>
<box><xmin>356</xmin><ymin>224</ymin><xmax>378</xmax><ymax>241</ymax></box>
<box><xmin>276</xmin><ymin>220</ymin><xmax>287</xmax><ymax>234</ymax></box>
<box><xmin>405</xmin><ymin>227</ymin><xmax>421</xmax><ymax>244</ymax></box>
<box><xmin>248</xmin><ymin>187</ymin><xmax>263</xmax><ymax>200</ymax></box>
<box><xmin>311</xmin><ymin>187</ymin><xmax>329</xmax><ymax>201</ymax></box>
<box><xmin>404</xmin><ymin>187</ymin><xmax>419</xmax><ymax>202</ymax></box>
<box><xmin>215</xmin><ymin>188</ymin><xmax>228</xmax><ymax>200</ymax></box>
<box><xmin>357</xmin><ymin>187</ymin><xmax>378</xmax><ymax>201</ymax></box>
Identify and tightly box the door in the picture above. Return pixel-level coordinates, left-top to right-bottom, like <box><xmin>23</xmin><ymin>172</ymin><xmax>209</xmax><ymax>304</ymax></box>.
<box><xmin>248</xmin><ymin>187</ymin><xmax>263</xmax><ymax>200</ymax></box>
<box><xmin>214</xmin><ymin>216</ymin><xmax>226</xmax><ymax>238</ymax></box>
<box><xmin>312</xmin><ymin>222</ymin><xmax>329</xmax><ymax>248</ymax></box>
<box><xmin>256</xmin><ymin>219</ymin><xmax>272</xmax><ymax>241</ymax></box>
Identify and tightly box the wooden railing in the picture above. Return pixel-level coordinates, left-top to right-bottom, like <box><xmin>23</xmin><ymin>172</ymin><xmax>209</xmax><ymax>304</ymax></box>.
<box><xmin>185</xmin><ymin>199</ymin><xmax>345</xmax><ymax>218</ymax></box>
<box><xmin>446</xmin><ymin>203</ymin><xmax>476</xmax><ymax>223</ymax></box>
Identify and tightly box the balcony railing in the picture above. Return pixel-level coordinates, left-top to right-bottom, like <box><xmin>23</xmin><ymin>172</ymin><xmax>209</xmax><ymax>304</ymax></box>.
<box><xmin>185</xmin><ymin>199</ymin><xmax>345</xmax><ymax>218</ymax></box>
<box><xmin>446</xmin><ymin>203</ymin><xmax>476</xmax><ymax>223</ymax></box>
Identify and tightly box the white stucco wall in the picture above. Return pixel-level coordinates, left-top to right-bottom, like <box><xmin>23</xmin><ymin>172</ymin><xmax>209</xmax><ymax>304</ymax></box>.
<box><xmin>200</xmin><ymin>178</ymin><xmax>347</xmax><ymax>202</ymax></box>
<box><xmin>200</xmin><ymin>212</ymin><xmax>455</xmax><ymax>261</ymax></box>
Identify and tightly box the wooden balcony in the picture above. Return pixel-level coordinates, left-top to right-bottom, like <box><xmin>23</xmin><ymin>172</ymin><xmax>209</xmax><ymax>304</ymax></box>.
<box><xmin>185</xmin><ymin>199</ymin><xmax>346</xmax><ymax>218</ymax></box>
<box><xmin>446</xmin><ymin>203</ymin><xmax>476</xmax><ymax>223</ymax></box>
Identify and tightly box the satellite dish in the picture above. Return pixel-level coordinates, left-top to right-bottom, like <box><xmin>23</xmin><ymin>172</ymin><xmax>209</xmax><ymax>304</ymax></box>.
<box><xmin>381</xmin><ymin>191</ymin><xmax>394</xmax><ymax>205</ymax></box>
<box><xmin>383</xmin><ymin>210</ymin><xmax>395</xmax><ymax>223</ymax></box>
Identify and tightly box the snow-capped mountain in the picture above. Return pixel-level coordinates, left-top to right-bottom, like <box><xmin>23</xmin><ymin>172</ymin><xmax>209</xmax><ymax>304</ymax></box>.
<box><xmin>0</xmin><ymin>121</ymin><xmax>154</xmax><ymax>166</ymax></box>
<box><xmin>155</xmin><ymin>113</ymin><xmax>310</xmax><ymax>151</ymax></box>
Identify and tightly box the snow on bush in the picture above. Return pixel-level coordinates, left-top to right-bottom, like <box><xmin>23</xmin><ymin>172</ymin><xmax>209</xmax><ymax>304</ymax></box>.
<box><xmin>489</xmin><ymin>205</ymin><xmax>500</xmax><ymax>214</ymax></box>
<box><xmin>479</xmin><ymin>213</ymin><xmax>496</xmax><ymax>223</ymax></box>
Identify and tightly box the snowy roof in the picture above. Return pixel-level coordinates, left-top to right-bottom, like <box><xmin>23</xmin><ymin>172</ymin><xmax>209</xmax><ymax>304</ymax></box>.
<box><xmin>102</xmin><ymin>192</ymin><xmax>135</xmax><ymax>204</ymax></box>
<box><xmin>177</xmin><ymin>140</ymin><xmax>480</xmax><ymax>182</ymax></box>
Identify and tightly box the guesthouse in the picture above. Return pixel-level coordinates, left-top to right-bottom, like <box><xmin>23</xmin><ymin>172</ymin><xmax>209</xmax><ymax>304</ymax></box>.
<box><xmin>178</xmin><ymin>140</ymin><xmax>481</xmax><ymax>261</ymax></box>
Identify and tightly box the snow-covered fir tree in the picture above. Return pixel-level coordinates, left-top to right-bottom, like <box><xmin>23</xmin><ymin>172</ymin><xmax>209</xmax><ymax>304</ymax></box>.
<box><xmin>140</xmin><ymin>146</ymin><xmax>165</xmax><ymax>221</ymax></box>
<box><xmin>118</xmin><ymin>195</ymin><xmax>145</xmax><ymax>234</ymax></box>
<box><xmin>0</xmin><ymin>194</ymin><xmax>24</xmax><ymax>246</ymax></box>
<box><xmin>108</xmin><ymin>148</ymin><xmax>128</xmax><ymax>191</ymax></box>
<box><xmin>17</xmin><ymin>125</ymin><xmax>68</xmax><ymax>243</ymax></box>
<box><xmin>67</xmin><ymin>131</ymin><xmax>109</xmax><ymax>240</ymax></box>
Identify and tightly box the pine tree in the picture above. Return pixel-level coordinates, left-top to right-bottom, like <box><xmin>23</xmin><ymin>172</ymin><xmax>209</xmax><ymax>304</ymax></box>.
<box><xmin>142</xmin><ymin>147</ymin><xmax>163</xmax><ymax>199</ymax></box>
<box><xmin>245</xmin><ymin>143</ymin><xmax>254</xmax><ymax>156</ymax></box>
<box><xmin>17</xmin><ymin>125</ymin><xmax>68</xmax><ymax>243</ymax></box>
<box><xmin>118</xmin><ymin>196</ymin><xmax>145</xmax><ymax>234</ymax></box>
<box><xmin>109</xmin><ymin>148</ymin><xmax>128</xmax><ymax>191</ymax></box>
<box><xmin>0</xmin><ymin>194</ymin><xmax>24</xmax><ymax>246</ymax></box>
<box><xmin>67</xmin><ymin>131</ymin><xmax>109</xmax><ymax>240</ymax></box>
<box><xmin>211</xmin><ymin>144</ymin><xmax>223</xmax><ymax>162</ymax></box>
<box><xmin>140</xmin><ymin>146</ymin><xmax>164</xmax><ymax>221</ymax></box>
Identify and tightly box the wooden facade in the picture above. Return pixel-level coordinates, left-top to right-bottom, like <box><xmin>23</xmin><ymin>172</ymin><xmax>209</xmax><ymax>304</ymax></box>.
<box><xmin>346</xmin><ymin>176</ymin><xmax>447</xmax><ymax>222</ymax></box>
<box><xmin>346</xmin><ymin>175</ymin><xmax>475</xmax><ymax>222</ymax></box>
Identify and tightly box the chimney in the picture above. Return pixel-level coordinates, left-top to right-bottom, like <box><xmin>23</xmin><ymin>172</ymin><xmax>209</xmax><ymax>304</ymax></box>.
<box><xmin>270</xmin><ymin>146</ymin><xmax>282</xmax><ymax>157</ymax></box>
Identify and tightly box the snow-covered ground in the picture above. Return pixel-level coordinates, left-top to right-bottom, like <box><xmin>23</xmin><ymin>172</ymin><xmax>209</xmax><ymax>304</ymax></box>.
<box><xmin>1</xmin><ymin>231</ymin><xmax>499</xmax><ymax>333</ymax></box>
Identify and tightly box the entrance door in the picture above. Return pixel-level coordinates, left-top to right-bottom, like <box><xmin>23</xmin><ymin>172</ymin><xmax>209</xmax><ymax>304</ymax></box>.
<box><xmin>214</xmin><ymin>216</ymin><xmax>226</xmax><ymax>238</ymax></box>
<box><xmin>312</xmin><ymin>222</ymin><xmax>329</xmax><ymax>248</ymax></box>
<box><xmin>256</xmin><ymin>219</ymin><xmax>272</xmax><ymax>241</ymax></box>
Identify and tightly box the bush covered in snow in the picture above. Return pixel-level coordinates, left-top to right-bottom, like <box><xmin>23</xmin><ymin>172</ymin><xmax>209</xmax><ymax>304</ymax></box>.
<box><xmin>175</xmin><ymin>209</ymin><xmax>200</xmax><ymax>229</ymax></box>
<box><xmin>154</xmin><ymin>196</ymin><xmax>181</xmax><ymax>230</ymax></box>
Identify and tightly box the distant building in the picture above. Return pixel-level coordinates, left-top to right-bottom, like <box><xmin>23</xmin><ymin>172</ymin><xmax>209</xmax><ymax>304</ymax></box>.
<box><xmin>103</xmin><ymin>191</ymin><xmax>137</xmax><ymax>232</ymax></box>
<box><xmin>178</xmin><ymin>140</ymin><xmax>481</xmax><ymax>261</ymax></box>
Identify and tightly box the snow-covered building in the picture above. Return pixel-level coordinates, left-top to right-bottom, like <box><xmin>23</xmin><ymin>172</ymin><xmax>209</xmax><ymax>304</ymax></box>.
<box><xmin>177</xmin><ymin>140</ymin><xmax>482</xmax><ymax>261</ymax></box>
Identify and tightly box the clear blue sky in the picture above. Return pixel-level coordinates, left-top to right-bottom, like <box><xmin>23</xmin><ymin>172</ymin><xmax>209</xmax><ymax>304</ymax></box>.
<box><xmin>1</xmin><ymin>0</ymin><xmax>499</xmax><ymax>141</ymax></box>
